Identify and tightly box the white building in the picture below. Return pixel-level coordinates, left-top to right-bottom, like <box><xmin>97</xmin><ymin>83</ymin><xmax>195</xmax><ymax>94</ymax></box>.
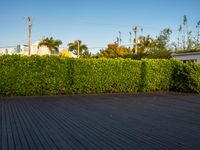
<box><xmin>0</xmin><ymin>47</ymin><xmax>17</xmax><ymax>55</ymax></box>
<box><xmin>21</xmin><ymin>40</ymin><xmax>51</xmax><ymax>56</ymax></box>
<box><xmin>172</xmin><ymin>51</ymin><xmax>200</xmax><ymax>63</ymax></box>
<box><xmin>0</xmin><ymin>39</ymin><xmax>52</xmax><ymax>56</ymax></box>
<box><xmin>17</xmin><ymin>45</ymin><xmax>28</xmax><ymax>54</ymax></box>
<box><xmin>33</xmin><ymin>40</ymin><xmax>51</xmax><ymax>56</ymax></box>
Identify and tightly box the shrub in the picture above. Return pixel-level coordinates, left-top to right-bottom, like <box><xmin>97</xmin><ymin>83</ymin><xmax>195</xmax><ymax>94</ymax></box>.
<box><xmin>140</xmin><ymin>59</ymin><xmax>173</xmax><ymax>91</ymax></box>
<box><xmin>0</xmin><ymin>55</ymin><xmax>72</xmax><ymax>95</ymax></box>
<box><xmin>0</xmin><ymin>55</ymin><xmax>200</xmax><ymax>96</ymax></box>
<box><xmin>171</xmin><ymin>60</ymin><xmax>200</xmax><ymax>93</ymax></box>
<box><xmin>72</xmin><ymin>58</ymin><xmax>142</xmax><ymax>94</ymax></box>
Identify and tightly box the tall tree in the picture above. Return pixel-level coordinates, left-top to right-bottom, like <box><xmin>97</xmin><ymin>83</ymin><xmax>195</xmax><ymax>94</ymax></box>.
<box><xmin>129</xmin><ymin>32</ymin><xmax>132</xmax><ymax>45</ymax></box>
<box><xmin>38</xmin><ymin>37</ymin><xmax>62</xmax><ymax>54</ymax></box>
<box><xmin>196</xmin><ymin>20</ymin><xmax>200</xmax><ymax>43</ymax></box>
<box><xmin>178</xmin><ymin>25</ymin><xmax>183</xmax><ymax>50</ymax></box>
<box><xmin>68</xmin><ymin>40</ymin><xmax>89</xmax><ymax>58</ymax></box>
<box><xmin>137</xmin><ymin>35</ymin><xmax>154</xmax><ymax>53</ymax></box>
<box><xmin>194</xmin><ymin>21</ymin><xmax>200</xmax><ymax>50</ymax></box>
<box><xmin>139</xmin><ymin>29</ymin><xmax>172</xmax><ymax>59</ymax></box>
<box><xmin>97</xmin><ymin>43</ymin><xmax>131</xmax><ymax>58</ymax></box>
<box><xmin>156</xmin><ymin>28</ymin><xmax>172</xmax><ymax>50</ymax></box>
<box><xmin>183</xmin><ymin>15</ymin><xmax>188</xmax><ymax>50</ymax></box>
<box><xmin>187</xmin><ymin>30</ymin><xmax>195</xmax><ymax>50</ymax></box>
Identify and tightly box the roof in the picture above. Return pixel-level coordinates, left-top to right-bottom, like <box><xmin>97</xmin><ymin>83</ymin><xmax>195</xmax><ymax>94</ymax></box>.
<box><xmin>171</xmin><ymin>51</ymin><xmax>200</xmax><ymax>56</ymax></box>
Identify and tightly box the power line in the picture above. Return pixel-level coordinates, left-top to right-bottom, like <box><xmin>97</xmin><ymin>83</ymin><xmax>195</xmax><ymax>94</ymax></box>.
<box><xmin>1</xmin><ymin>15</ymin><xmax>199</xmax><ymax>54</ymax></box>
<box><xmin>0</xmin><ymin>15</ymin><xmax>182</xmax><ymax>31</ymax></box>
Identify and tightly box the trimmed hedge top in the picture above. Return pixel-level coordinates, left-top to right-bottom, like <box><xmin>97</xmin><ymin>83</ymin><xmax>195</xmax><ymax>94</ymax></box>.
<box><xmin>0</xmin><ymin>55</ymin><xmax>200</xmax><ymax>96</ymax></box>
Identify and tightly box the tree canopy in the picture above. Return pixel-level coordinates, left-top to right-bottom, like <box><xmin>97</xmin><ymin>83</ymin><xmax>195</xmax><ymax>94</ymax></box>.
<box><xmin>68</xmin><ymin>40</ymin><xmax>90</xmax><ymax>58</ymax></box>
<box><xmin>97</xmin><ymin>43</ymin><xmax>131</xmax><ymax>58</ymax></box>
<box><xmin>38</xmin><ymin>37</ymin><xmax>62</xmax><ymax>54</ymax></box>
<box><xmin>59</xmin><ymin>49</ymin><xmax>72</xmax><ymax>57</ymax></box>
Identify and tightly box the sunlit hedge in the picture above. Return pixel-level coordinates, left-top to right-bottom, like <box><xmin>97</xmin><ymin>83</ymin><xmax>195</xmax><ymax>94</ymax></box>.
<box><xmin>72</xmin><ymin>59</ymin><xmax>142</xmax><ymax>94</ymax></box>
<box><xmin>140</xmin><ymin>59</ymin><xmax>173</xmax><ymax>91</ymax></box>
<box><xmin>0</xmin><ymin>55</ymin><xmax>72</xmax><ymax>95</ymax></box>
<box><xmin>0</xmin><ymin>55</ymin><xmax>199</xmax><ymax>96</ymax></box>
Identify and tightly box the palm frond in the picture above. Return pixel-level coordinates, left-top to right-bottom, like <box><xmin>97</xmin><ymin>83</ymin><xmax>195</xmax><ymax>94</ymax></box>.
<box><xmin>38</xmin><ymin>37</ymin><xmax>62</xmax><ymax>54</ymax></box>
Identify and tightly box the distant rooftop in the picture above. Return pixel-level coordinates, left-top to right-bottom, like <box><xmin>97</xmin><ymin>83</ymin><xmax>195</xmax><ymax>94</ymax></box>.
<box><xmin>172</xmin><ymin>51</ymin><xmax>200</xmax><ymax>56</ymax></box>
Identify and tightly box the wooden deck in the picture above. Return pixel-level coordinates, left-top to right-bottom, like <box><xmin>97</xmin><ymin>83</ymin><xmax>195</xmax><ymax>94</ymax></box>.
<box><xmin>1</xmin><ymin>93</ymin><xmax>200</xmax><ymax>150</ymax></box>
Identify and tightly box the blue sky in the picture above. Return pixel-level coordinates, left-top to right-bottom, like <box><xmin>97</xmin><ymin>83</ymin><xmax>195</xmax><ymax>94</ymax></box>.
<box><xmin>0</xmin><ymin>0</ymin><xmax>200</xmax><ymax>53</ymax></box>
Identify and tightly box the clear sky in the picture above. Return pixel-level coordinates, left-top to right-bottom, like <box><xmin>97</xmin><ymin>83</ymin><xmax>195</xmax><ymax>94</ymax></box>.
<box><xmin>0</xmin><ymin>0</ymin><xmax>200</xmax><ymax>53</ymax></box>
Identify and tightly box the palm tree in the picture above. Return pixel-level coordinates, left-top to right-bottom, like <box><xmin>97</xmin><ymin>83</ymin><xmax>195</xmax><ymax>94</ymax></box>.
<box><xmin>183</xmin><ymin>15</ymin><xmax>188</xmax><ymax>50</ymax></box>
<box><xmin>68</xmin><ymin>40</ymin><xmax>88</xmax><ymax>58</ymax></box>
<box><xmin>38</xmin><ymin>37</ymin><xmax>62</xmax><ymax>54</ymax></box>
<box><xmin>196</xmin><ymin>20</ymin><xmax>200</xmax><ymax>43</ymax></box>
<box><xmin>178</xmin><ymin>25</ymin><xmax>182</xmax><ymax>50</ymax></box>
<box><xmin>138</xmin><ymin>35</ymin><xmax>153</xmax><ymax>53</ymax></box>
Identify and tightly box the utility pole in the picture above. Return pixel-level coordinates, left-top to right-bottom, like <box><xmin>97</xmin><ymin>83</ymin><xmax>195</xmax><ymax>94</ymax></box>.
<box><xmin>77</xmin><ymin>40</ymin><xmax>80</xmax><ymax>58</ymax></box>
<box><xmin>133</xmin><ymin>27</ymin><xmax>138</xmax><ymax>54</ymax></box>
<box><xmin>28</xmin><ymin>16</ymin><xmax>31</xmax><ymax>56</ymax></box>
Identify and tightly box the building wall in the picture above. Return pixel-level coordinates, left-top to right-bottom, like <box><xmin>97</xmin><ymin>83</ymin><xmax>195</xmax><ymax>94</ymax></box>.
<box><xmin>19</xmin><ymin>45</ymin><xmax>28</xmax><ymax>55</ymax></box>
<box><xmin>20</xmin><ymin>41</ymin><xmax>51</xmax><ymax>56</ymax></box>
<box><xmin>37</xmin><ymin>45</ymin><xmax>51</xmax><ymax>55</ymax></box>
<box><xmin>173</xmin><ymin>53</ymin><xmax>200</xmax><ymax>63</ymax></box>
<box><xmin>0</xmin><ymin>39</ymin><xmax>54</xmax><ymax>56</ymax></box>
<box><xmin>0</xmin><ymin>47</ymin><xmax>17</xmax><ymax>55</ymax></box>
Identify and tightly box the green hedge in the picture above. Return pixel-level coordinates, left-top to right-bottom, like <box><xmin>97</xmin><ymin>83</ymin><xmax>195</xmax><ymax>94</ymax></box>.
<box><xmin>0</xmin><ymin>55</ymin><xmax>72</xmax><ymax>95</ymax></box>
<box><xmin>0</xmin><ymin>55</ymin><xmax>200</xmax><ymax>96</ymax></box>
<box><xmin>72</xmin><ymin>59</ymin><xmax>142</xmax><ymax>94</ymax></box>
<box><xmin>140</xmin><ymin>59</ymin><xmax>173</xmax><ymax>91</ymax></box>
<box><xmin>171</xmin><ymin>60</ymin><xmax>200</xmax><ymax>93</ymax></box>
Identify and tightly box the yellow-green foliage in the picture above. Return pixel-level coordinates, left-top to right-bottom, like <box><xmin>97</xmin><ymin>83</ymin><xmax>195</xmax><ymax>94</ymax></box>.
<box><xmin>60</xmin><ymin>49</ymin><xmax>72</xmax><ymax>58</ymax></box>
<box><xmin>0</xmin><ymin>55</ymin><xmax>200</xmax><ymax>96</ymax></box>
<box><xmin>72</xmin><ymin>59</ymin><xmax>142</xmax><ymax>94</ymax></box>
<box><xmin>140</xmin><ymin>59</ymin><xmax>173</xmax><ymax>91</ymax></box>
<box><xmin>0</xmin><ymin>55</ymin><xmax>72</xmax><ymax>95</ymax></box>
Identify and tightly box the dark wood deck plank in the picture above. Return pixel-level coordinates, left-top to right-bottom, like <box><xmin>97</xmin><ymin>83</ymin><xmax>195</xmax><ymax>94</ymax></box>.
<box><xmin>32</xmin><ymin>102</ymin><xmax>126</xmax><ymax>150</ymax></box>
<box><xmin>18</xmin><ymin>101</ymin><xmax>58</xmax><ymax>150</ymax></box>
<box><xmin>0</xmin><ymin>101</ymin><xmax>2</xmax><ymax>150</ymax></box>
<box><xmin>1</xmin><ymin>93</ymin><xmax>200</xmax><ymax>150</ymax></box>
<box><xmin>22</xmin><ymin>101</ymin><xmax>76</xmax><ymax>150</ymax></box>
<box><xmin>39</xmin><ymin>102</ymin><xmax>147</xmax><ymax>150</ymax></box>
<box><xmin>7</xmin><ymin>102</ymin><xmax>23</xmax><ymax>150</ymax></box>
<box><xmin>2</xmin><ymin>101</ymin><xmax>8</xmax><ymax>150</ymax></box>
<box><xmin>12</xmin><ymin>101</ymin><xmax>38</xmax><ymax>150</ymax></box>
<box><xmin>12</xmin><ymin>101</ymin><xmax>45</xmax><ymax>150</ymax></box>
